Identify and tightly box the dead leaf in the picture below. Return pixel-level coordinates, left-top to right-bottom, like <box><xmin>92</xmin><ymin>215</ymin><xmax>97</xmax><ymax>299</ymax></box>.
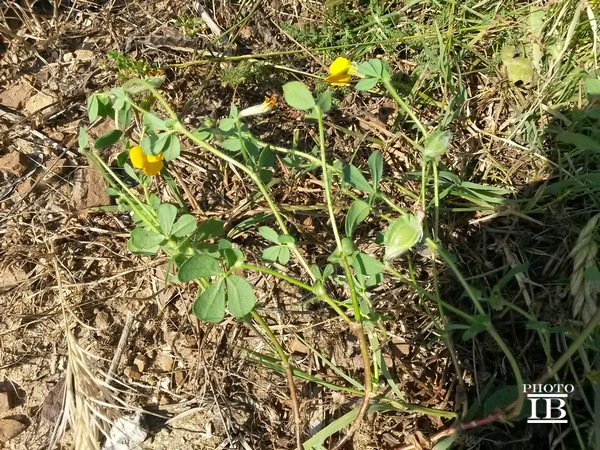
<box><xmin>0</xmin><ymin>81</ymin><xmax>33</xmax><ymax>110</ymax></box>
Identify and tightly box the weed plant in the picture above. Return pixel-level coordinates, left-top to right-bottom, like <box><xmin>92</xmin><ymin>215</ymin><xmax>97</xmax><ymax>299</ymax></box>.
<box><xmin>79</xmin><ymin>1</ymin><xmax>600</xmax><ymax>448</ymax></box>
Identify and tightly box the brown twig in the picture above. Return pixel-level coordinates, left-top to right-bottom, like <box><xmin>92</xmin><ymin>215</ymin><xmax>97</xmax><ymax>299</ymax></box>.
<box><xmin>396</xmin><ymin>410</ymin><xmax>505</xmax><ymax>450</ymax></box>
<box><xmin>106</xmin><ymin>310</ymin><xmax>136</xmax><ymax>385</ymax></box>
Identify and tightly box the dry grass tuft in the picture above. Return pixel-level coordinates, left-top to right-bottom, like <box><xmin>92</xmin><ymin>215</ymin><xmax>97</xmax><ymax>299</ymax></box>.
<box><xmin>49</xmin><ymin>240</ymin><xmax>127</xmax><ymax>450</ymax></box>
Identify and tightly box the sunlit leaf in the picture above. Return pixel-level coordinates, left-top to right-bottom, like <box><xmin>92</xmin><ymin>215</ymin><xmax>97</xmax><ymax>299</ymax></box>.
<box><xmin>283</xmin><ymin>81</ymin><xmax>315</xmax><ymax>111</ymax></box>
<box><xmin>226</xmin><ymin>275</ymin><xmax>256</xmax><ymax>319</ymax></box>
<box><xmin>178</xmin><ymin>254</ymin><xmax>221</xmax><ymax>281</ymax></box>
<box><xmin>345</xmin><ymin>199</ymin><xmax>370</xmax><ymax>237</ymax></box>
<box><xmin>193</xmin><ymin>280</ymin><xmax>225</xmax><ymax>323</ymax></box>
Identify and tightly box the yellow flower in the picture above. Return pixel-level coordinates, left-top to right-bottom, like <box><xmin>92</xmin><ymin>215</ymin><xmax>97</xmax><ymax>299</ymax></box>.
<box><xmin>129</xmin><ymin>145</ymin><xmax>163</xmax><ymax>176</ymax></box>
<box><xmin>324</xmin><ymin>57</ymin><xmax>361</xmax><ymax>86</ymax></box>
<box><xmin>238</xmin><ymin>95</ymin><xmax>277</xmax><ymax>118</ymax></box>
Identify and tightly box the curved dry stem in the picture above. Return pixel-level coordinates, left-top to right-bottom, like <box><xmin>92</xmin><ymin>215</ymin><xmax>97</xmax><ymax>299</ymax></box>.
<box><xmin>251</xmin><ymin>311</ymin><xmax>302</xmax><ymax>449</ymax></box>
<box><xmin>331</xmin><ymin>324</ymin><xmax>373</xmax><ymax>450</ymax></box>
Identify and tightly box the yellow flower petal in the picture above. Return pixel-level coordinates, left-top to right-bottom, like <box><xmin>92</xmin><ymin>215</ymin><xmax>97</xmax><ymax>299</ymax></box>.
<box><xmin>129</xmin><ymin>145</ymin><xmax>146</xmax><ymax>170</ymax></box>
<box><xmin>324</xmin><ymin>73</ymin><xmax>351</xmax><ymax>86</ymax></box>
<box><xmin>146</xmin><ymin>153</ymin><xmax>163</xmax><ymax>163</ymax></box>
<box><xmin>329</xmin><ymin>57</ymin><xmax>351</xmax><ymax>76</ymax></box>
<box><xmin>144</xmin><ymin>159</ymin><xmax>164</xmax><ymax>176</ymax></box>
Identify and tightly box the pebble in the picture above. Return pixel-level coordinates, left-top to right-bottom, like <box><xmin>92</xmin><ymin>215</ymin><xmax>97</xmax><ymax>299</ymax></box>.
<box><xmin>0</xmin><ymin>416</ymin><xmax>28</xmax><ymax>444</ymax></box>
<box><xmin>133</xmin><ymin>354</ymin><xmax>149</xmax><ymax>373</ymax></box>
<box><xmin>157</xmin><ymin>354</ymin><xmax>174</xmax><ymax>372</ymax></box>
<box><xmin>174</xmin><ymin>371</ymin><xmax>186</xmax><ymax>387</ymax></box>
<box><xmin>0</xmin><ymin>391</ymin><xmax>12</xmax><ymax>412</ymax></box>
<box><xmin>124</xmin><ymin>366</ymin><xmax>142</xmax><ymax>381</ymax></box>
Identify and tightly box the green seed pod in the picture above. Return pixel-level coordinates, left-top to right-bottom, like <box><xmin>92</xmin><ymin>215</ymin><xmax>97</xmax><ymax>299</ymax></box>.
<box><xmin>383</xmin><ymin>214</ymin><xmax>423</xmax><ymax>261</ymax></box>
<box><xmin>423</xmin><ymin>129</ymin><xmax>452</xmax><ymax>161</ymax></box>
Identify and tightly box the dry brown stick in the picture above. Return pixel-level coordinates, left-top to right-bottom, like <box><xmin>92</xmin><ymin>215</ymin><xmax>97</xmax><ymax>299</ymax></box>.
<box><xmin>106</xmin><ymin>311</ymin><xmax>136</xmax><ymax>384</ymax></box>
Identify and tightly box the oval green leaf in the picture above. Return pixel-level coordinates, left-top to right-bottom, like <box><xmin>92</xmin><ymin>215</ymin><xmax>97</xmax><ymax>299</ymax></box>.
<box><xmin>163</xmin><ymin>134</ymin><xmax>181</xmax><ymax>161</ymax></box>
<box><xmin>368</xmin><ymin>151</ymin><xmax>383</xmax><ymax>188</ymax></box>
<box><xmin>259</xmin><ymin>226</ymin><xmax>279</xmax><ymax>243</ymax></box>
<box><xmin>171</xmin><ymin>214</ymin><xmax>197</xmax><ymax>238</ymax></box>
<box><xmin>178</xmin><ymin>254</ymin><xmax>222</xmax><ymax>282</ymax></box>
<box><xmin>193</xmin><ymin>280</ymin><xmax>226</xmax><ymax>323</ymax></box>
<box><xmin>354</xmin><ymin>77</ymin><xmax>379</xmax><ymax>91</ymax></box>
<box><xmin>352</xmin><ymin>252</ymin><xmax>384</xmax><ymax>276</ymax></box>
<box><xmin>345</xmin><ymin>199</ymin><xmax>370</xmax><ymax>238</ymax></box>
<box><xmin>261</xmin><ymin>246</ymin><xmax>280</xmax><ymax>263</ymax></box>
<box><xmin>283</xmin><ymin>81</ymin><xmax>315</xmax><ymax>111</ymax></box>
<box><xmin>130</xmin><ymin>227</ymin><xmax>164</xmax><ymax>249</ymax></box>
<box><xmin>226</xmin><ymin>275</ymin><xmax>256</xmax><ymax>319</ymax></box>
<box><xmin>157</xmin><ymin>203</ymin><xmax>178</xmax><ymax>236</ymax></box>
<box><xmin>94</xmin><ymin>129</ymin><xmax>123</xmax><ymax>149</ymax></box>
<box><xmin>342</xmin><ymin>165</ymin><xmax>374</xmax><ymax>193</ymax></box>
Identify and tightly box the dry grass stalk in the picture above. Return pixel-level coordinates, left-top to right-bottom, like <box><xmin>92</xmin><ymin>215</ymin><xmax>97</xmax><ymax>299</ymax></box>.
<box><xmin>570</xmin><ymin>214</ymin><xmax>600</xmax><ymax>323</ymax></box>
<box><xmin>49</xmin><ymin>241</ymin><xmax>121</xmax><ymax>450</ymax></box>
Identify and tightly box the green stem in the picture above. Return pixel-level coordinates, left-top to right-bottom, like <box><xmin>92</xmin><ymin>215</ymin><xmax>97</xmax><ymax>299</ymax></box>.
<box><xmin>240</xmin><ymin>263</ymin><xmax>352</xmax><ymax>324</ymax></box>
<box><xmin>316</xmin><ymin>106</ymin><xmax>362</xmax><ymax>321</ymax></box>
<box><xmin>177</xmin><ymin>125</ymin><xmax>315</xmax><ymax>280</ymax></box>
<box><xmin>537</xmin><ymin>306</ymin><xmax>600</xmax><ymax>385</ymax></box>
<box><xmin>380</xmin><ymin>78</ymin><xmax>428</xmax><ymax>137</ymax></box>
<box><xmin>433</xmin><ymin>162</ymin><xmax>440</xmax><ymax>237</ymax></box>
<box><xmin>426</xmin><ymin>238</ymin><xmax>524</xmax><ymax>401</ymax></box>
<box><xmin>420</xmin><ymin>160</ymin><xmax>427</xmax><ymax>212</ymax></box>
<box><xmin>316</xmin><ymin>106</ymin><xmax>343</xmax><ymax>250</ymax></box>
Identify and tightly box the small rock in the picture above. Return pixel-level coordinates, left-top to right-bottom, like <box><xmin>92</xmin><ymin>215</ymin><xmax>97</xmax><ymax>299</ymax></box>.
<box><xmin>0</xmin><ymin>265</ymin><xmax>28</xmax><ymax>289</ymax></box>
<box><xmin>0</xmin><ymin>392</ymin><xmax>12</xmax><ymax>412</ymax></box>
<box><xmin>74</xmin><ymin>49</ymin><xmax>94</xmax><ymax>60</ymax></box>
<box><xmin>0</xmin><ymin>81</ymin><xmax>33</xmax><ymax>110</ymax></box>
<box><xmin>289</xmin><ymin>339</ymin><xmax>309</xmax><ymax>355</ymax></box>
<box><xmin>0</xmin><ymin>416</ymin><xmax>29</xmax><ymax>444</ymax></box>
<box><xmin>158</xmin><ymin>393</ymin><xmax>172</xmax><ymax>406</ymax></box>
<box><xmin>63</xmin><ymin>52</ymin><xmax>73</xmax><ymax>62</ymax></box>
<box><xmin>41</xmin><ymin>379</ymin><xmax>65</xmax><ymax>423</ymax></box>
<box><xmin>183</xmin><ymin>336</ymin><xmax>197</xmax><ymax>348</ymax></box>
<box><xmin>24</xmin><ymin>91</ymin><xmax>57</xmax><ymax>115</ymax></box>
<box><xmin>94</xmin><ymin>310</ymin><xmax>112</xmax><ymax>330</ymax></box>
<box><xmin>174</xmin><ymin>371</ymin><xmax>186</xmax><ymax>387</ymax></box>
<box><xmin>133</xmin><ymin>354</ymin><xmax>149</xmax><ymax>373</ymax></box>
<box><xmin>15</xmin><ymin>178</ymin><xmax>34</xmax><ymax>195</ymax></box>
<box><xmin>0</xmin><ymin>152</ymin><xmax>27</xmax><ymax>177</ymax></box>
<box><xmin>124</xmin><ymin>366</ymin><xmax>142</xmax><ymax>381</ymax></box>
<box><xmin>157</xmin><ymin>354</ymin><xmax>174</xmax><ymax>372</ymax></box>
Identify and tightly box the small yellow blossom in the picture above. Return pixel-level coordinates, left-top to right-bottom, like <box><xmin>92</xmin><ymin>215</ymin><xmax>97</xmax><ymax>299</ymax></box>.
<box><xmin>238</xmin><ymin>95</ymin><xmax>277</xmax><ymax>118</ymax></box>
<box><xmin>324</xmin><ymin>57</ymin><xmax>361</xmax><ymax>86</ymax></box>
<box><xmin>129</xmin><ymin>145</ymin><xmax>163</xmax><ymax>176</ymax></box>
